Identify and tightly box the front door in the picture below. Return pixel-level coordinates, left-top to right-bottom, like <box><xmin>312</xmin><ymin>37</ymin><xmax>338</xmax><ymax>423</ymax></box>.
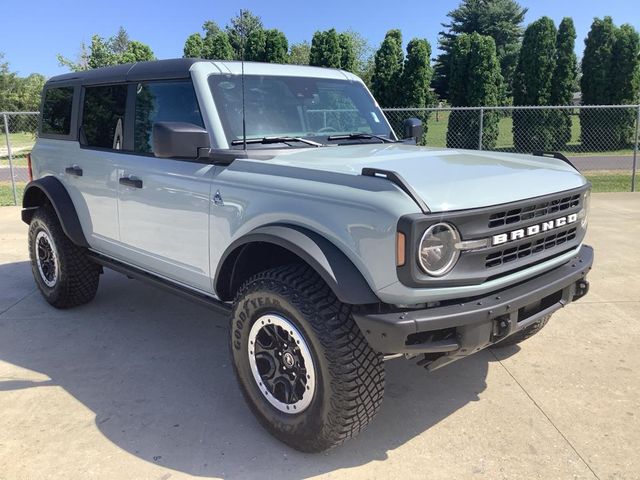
<box><xmin>115</xmin><ymin>80</ymin><xmax>213</xmax><ymax>293</ymax></box>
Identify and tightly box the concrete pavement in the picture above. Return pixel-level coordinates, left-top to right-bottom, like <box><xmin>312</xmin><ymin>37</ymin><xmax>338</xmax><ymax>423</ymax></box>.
<box><xmin>0</xmin><ymin>193</ymin><xmax>638</xmax><ymax>479</ymax></box>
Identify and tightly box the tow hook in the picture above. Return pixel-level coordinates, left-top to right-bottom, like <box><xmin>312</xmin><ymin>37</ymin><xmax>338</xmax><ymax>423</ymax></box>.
<box><xmin>573</xmin><ymin>279</ymin><xmax>590</xmax><ymax>301</ymax></box>
<box><xmin>492</xmin><ymin>315</ymin><xmax>511</xmax><ymax>341</ymax></box>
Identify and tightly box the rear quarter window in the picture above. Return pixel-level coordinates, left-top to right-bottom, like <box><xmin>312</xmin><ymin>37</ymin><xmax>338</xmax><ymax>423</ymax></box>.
<box><xmin>41</xmin><ymin>87</ymin><xmax>74</xmax><ymax>135</ymax></box>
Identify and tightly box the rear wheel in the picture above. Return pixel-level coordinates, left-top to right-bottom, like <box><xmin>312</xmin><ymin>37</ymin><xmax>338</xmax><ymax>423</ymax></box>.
<box><xmin>230</xmin><ymin>264</ymin><xmax>385</xmax><ymax>452</ymax></box>
<box><xmin>28</xmin><ymin>206</ymin><xmax>100</xmax><ymax>308</ymax></box>
<box><xmin>491</xmin><ymin>314</ymin><xmax>552</xmax><ymax>348</ymax></box>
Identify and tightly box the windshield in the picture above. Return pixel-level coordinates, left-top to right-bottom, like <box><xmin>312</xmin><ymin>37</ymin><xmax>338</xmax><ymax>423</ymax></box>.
<box><xmin>209</xmin><ymin>74</ymin><xmax>394</xmax><ymax>147</ymax></box>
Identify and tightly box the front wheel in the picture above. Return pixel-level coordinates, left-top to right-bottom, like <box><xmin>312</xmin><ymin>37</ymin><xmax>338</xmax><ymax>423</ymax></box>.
<box><xmin>230</xmin><ymin>264</ymin><xmax>385</xmax><ymax>452</ymax></box>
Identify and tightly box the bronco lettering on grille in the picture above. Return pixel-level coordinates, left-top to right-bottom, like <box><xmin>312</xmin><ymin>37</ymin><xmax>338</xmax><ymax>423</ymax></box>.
<box><xmin>492</xmin><ymin>213</ymin><xmax>578</xmax><ymax>246</ymax></box>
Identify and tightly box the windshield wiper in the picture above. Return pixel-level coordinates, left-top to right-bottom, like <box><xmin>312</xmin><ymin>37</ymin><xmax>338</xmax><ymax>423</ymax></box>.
<box><xmin>231</xmin><ymin>136</ymin><xmax>325</xmax><ymax>147</ymax></box>
<box><xmin>326</xmin><ymin>133</ymin><xmax>396</xmax><ymax>143</ymax></box>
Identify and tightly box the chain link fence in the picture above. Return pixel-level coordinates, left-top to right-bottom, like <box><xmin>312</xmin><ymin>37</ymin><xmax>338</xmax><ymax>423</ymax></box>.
<box><xmin>1</xmin><ymin>106</ymin><xmax>639</xmax><ymax>206</ymax></box>
<box><xmin>383</xmin><ymin>105</ymin><xmax>640</xmax><ymax>193</ymax></box>
<box><xmin>1</xmin><ymin>112</ymin><xmax>38</xmax><ymax>206</ymax></box>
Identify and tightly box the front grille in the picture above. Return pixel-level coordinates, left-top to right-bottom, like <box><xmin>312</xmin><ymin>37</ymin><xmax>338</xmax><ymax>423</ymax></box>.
<box><xmin>488</xmin><ymin>193</ymin><xmax>581</xmax><ymax>229</ymax></box>
<box><xmin>485</xmin><ymin>227</ymin><xmax>577</xmax><ymax>268</ymax></box>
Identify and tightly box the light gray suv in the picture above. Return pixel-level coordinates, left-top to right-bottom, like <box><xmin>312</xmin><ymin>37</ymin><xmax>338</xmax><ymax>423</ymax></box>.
<box><xmin>23</xmin><ymin>59</ymin><xmax>593</xmax><ymax>452</ymax></box>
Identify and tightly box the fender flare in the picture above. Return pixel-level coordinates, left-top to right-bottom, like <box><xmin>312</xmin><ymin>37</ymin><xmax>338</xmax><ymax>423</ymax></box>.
<box><xmin>21</xmin><ymin>176</ymin><xmax>89</xmax><ymax>248</ymax></box>
<box><xmin>215</xmin><ymin>225</ymin><xmax>380</xmax><ymax>305</ymax></box>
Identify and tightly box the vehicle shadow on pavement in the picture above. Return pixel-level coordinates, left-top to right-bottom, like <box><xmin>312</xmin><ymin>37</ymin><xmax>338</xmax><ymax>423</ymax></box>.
<box><xmin>0</xmin><ymin>263</ymin><xmax>489</xmax><ymax>479</ymax></box>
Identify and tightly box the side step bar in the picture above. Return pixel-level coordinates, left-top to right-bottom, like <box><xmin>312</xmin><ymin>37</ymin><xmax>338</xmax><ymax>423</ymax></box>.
<box><xmin>87</xmin><ymin>252</ymin><xmax>232</xmax><ymax>315</ymax></box>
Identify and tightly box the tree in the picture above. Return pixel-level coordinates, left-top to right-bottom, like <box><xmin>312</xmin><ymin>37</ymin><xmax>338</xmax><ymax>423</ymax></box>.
<box><xmin>226</xmin><ymin>10</ymin><xmax>264</xmax><ymax>59</ymax></box>
<box><xmin>338</xmin><ymin>33</ymin><xmax>357</xmax><ymax>72</ymax></box>
<box><xmin>580</xmin><ymin>17</ymin><xmax>640</xmax><ymax>149</ymax></box>
<box><xmin>512</xmin><ymin>17</ymin><xmax>558</xmax><ymax>151</ymax></box>
<box><xmin>203</xmin><ymin>31</ymin><xmax>234</xmax><ymax>60</ymax></box>
<box><xmin>245</xmin><ymin>28</ymin><xmax>266</xmax><ymax>61</ymax></box>
<box><xmin>289</xmin><ymin>41</ymin><xmax>311</xmax><ymax>65</ymax></box>
<box><xmin>371</xmin><ymin>29</ymin><xmax>404</xmax><ymax>107</ymax></box>
<box><xmin>120</xmin><ymin>41</ymin><xmax>155</xmax><ymax>64</ymax></box>
<box><xmin>610</xmin><ymin>24</ymin><xmax>640</xmax><ymax>145</ymax></box>
<box><xmin>550</xmin><ymin>17</ymin><xmax>577</xmax><ymax>148</ymax></box>
<box><xmin>58</xmin><ymin>28</ymin><xmax>154</xmax><ymax>71</ymax></box>
<box><xmin>399</xmin><ymin>39</ymin><xmax>435</xmax><ymax>142</ymax></box>
<box><xmin>183</xmin><ymin>33</ymin><xmax>205</xmax><ymax>58</ymax></box>
<box><xmin>309</xmin><ymin>29</ymin><xmax>342</xmax><ymax>68</ymax></box>
<box><xmin>433</xmin><ymin>0</ymin><xmax>527</xmax><ymax>100</ymax></box>
<box><xmin>0</xmin><ymin>54</ymin><xmax>46</xmax><ymax>129</ymax></box>
<box><xmin>446</xmin><ymin>33</ymin><xmax>503</xmax><ymax>149</ymax></box>
<box><xmin>264</xmin><ymin>29</ymin><xmax>288</xmax><ymax>63</ymax></box>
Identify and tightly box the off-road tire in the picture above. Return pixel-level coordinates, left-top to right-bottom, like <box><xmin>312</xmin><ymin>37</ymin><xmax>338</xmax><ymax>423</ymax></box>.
<box><xmin>230</xmin><ymin>264</ymin><xmax>385</xmax><ymax>452</ymax></box>
<box><xmin>28</xmin><ymin>206</ymin><xmax>100</xmax><ymax>308</ymax></box>
<box><xmin>490</xmin><ymin>314</ymin><xmax>552</xmax><ymax>348</ymax></box>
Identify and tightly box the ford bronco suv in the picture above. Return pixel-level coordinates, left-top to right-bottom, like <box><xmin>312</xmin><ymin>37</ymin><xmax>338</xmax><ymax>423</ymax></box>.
<box><xmin>23</xmin><ymin>59</ymin><xmax>593</xmax><ymax>452</ymax></box>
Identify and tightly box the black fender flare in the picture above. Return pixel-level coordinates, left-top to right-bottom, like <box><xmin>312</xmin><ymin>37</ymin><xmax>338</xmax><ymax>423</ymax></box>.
<box><xmin>215</xmin><ymin>225</ymin><xmax>380</xmax><ymax>305</ymax></box>
<box><xmin>21</xmin><ymin>176</ymin><xmax>89</xmax><ymax>248</ymax></box>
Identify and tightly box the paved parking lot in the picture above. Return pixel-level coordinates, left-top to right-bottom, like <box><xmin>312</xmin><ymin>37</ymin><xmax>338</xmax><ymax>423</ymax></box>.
<box><xmin>0</xmin><ymin>193</ymin><xmax>638</xmax><ymax>480</ymax></box>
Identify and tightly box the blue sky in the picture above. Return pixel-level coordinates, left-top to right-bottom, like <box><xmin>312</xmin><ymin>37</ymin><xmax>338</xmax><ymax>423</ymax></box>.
<box><xmin>1</xmin><ymin>0</ymin><xmax>638</xmax><ymax>77</ymax></box>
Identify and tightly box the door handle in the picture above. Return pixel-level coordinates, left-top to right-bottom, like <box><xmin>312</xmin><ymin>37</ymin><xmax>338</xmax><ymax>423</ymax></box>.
<box><xmin>119</xmin><ymin>176</ymin><xmax>143</xmax><ymax>189</ymax></box>
<box><xmin>65</xmin><ymin>166</ymin><xmax>83</xmax><ymax>177</ymax></box>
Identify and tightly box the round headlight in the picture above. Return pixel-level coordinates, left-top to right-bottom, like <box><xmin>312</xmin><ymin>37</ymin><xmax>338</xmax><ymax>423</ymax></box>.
<box><xmin>418</xmin><ymin>223</ymin><xmax>461</xmax><ymax>276</ymax></box>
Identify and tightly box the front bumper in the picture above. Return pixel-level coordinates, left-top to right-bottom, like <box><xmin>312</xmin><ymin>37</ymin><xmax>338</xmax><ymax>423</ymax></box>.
<box><xmin>353</xmin><ymin>245</ymin><xmax>593</xmax><ymax>370</ymax></box>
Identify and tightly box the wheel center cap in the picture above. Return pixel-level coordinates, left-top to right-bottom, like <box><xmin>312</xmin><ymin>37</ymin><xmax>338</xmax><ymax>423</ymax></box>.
<box><xmin>282</xmin><ymin>352</ymin><xmax>295</xmax><ymax>368</ymax></box>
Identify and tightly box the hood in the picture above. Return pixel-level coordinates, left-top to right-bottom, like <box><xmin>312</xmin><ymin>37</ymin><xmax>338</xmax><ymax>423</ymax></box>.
<box><xmin>262</xmin><ymin>144</ymin><xmax>587</xmax><ymax>213</ymax></box>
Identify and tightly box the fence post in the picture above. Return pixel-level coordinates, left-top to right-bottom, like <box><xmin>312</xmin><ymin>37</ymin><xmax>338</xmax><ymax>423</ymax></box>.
<box><xmin>2</xmin><ymin>113</ymin><xmax>18</xmax><ymax>206</ymax></box>
<box><xmin>478</xmin><ymin>107</ymin><xmax>484</xmax><ymax>150</ymax></box>
<box><xmin>632</xmin><ymin>104</ymin><xmax>640</xmax><ymax>193</ymax></box>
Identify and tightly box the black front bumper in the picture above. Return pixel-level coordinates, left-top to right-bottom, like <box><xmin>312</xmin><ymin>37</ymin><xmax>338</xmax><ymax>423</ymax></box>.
<box><xmin>353</xmin><ymin>245</ymin><xmax>593</xmax><ymax>370</ymax></box>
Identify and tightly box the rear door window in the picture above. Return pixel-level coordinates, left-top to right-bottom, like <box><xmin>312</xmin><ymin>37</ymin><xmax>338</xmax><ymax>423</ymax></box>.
<box><xmin>41</xmin><ymin>87</ymin><xmax>74</xmax><ymax>135</ymax></box>
<box><xmin>134</xmin><ymin>81</ymin><xmax>203</xmax><ymax>154</ymax></box>
<box><xmin>81</xmin><ymin>85</ymin><xmax>128</xmax><ymax>149</ymax></box>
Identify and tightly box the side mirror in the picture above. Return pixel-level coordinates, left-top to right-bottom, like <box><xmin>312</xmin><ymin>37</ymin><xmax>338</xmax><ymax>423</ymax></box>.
<box><xmin>152</xmin><ymin>122</ymin><xmax>210</xmax><ymax>159</ymax></box>
<box><xmin>403</xmin><ymin>117</ymin><xmax>424</xmax><ymax>142</ymax></box>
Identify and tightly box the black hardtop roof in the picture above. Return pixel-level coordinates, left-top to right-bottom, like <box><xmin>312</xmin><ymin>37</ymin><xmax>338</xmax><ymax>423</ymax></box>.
<box><xmin>46</xmin><ymin>58</ymin><xmax>202</xmax><ymax>87</ymax></box>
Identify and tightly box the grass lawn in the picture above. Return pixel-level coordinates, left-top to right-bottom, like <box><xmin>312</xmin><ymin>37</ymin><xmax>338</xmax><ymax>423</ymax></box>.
<box><xmin>420</xmin><ymin>111</ymin><xmax>635</xmax><ymax>156</ymax></box>
<box><xmin>584</xmin><ymin>172</ymin><xmax>635</xmax><ymax>192</ymax></box>
<box><xmin>0</xmin><ymin>182</ymin><xmax>25</xmax><ymax>206</ymax></box>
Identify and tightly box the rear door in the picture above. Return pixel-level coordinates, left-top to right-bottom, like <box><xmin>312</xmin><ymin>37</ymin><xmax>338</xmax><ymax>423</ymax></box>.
<box><xmin>115</xmin><ymin>80</ymin><xmax>214</xmax><ymax>293</ymax></box>
<box><xmin>66</xmin><ymin>84</ymin><xmax>127</xmax><ymax>255</ymax></box>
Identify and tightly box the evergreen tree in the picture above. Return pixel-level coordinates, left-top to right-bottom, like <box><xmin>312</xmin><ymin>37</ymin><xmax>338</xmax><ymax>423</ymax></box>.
<box><xmin>338</xmin><ymin>33</ymin><xmax>357</xmax><ymax>72</ymax></box>
<box><xmin>245</xmin><ymin>29</ymin><xmax>267</xmax><ymax>61</ymax></box>
<box><xmin>264</xmin><ymin>29</ymin><xmax>289</xmax><ymax>63</ymax></box>
<box><xmin>202</xmin><ymin>31</ymin><xmax>234</xmax><ymax>60</ymax></box>
<box><xmin>512</xmin><ymin>17</ymin><xmax>558</xmax><ymax>151</ymax></box>
<box><xmin>580</xmin><ymin>17</ymin><xmax>640</xmax><ymax>149</ymax></box>
<box><xmin>399</xmin><ymin>39</ymin><xmax>434</xmax><ymax>142</ymax></box>
<box><xmin>446</xmin><ymin>33</ymin><xmax>503</xmax><ymax>149</ymax></box>
<box><xmin>309</xmin><ymin>29</ymin><xmax>342</xmax><ymax>68</ymax></box>
<box><xmin>434</xmin><ymin>0</ymin><xmax>527</xmax><ymax>101</ymax></box>
<box><xmin>610</xmin><ymin>24</ymin><xmax>640</xmax><ymax>145</ymax></box>
<box><xmin>550</xmin><ymin>17</ymin><xmax>577</xmax><ymax>148</ymax></box>
<box><xmin>371</xmin><ymin>29</ymin><xmax>404</xmax><ymax>107</ymax></box>
<box><xmin>226</xmin><ymin>10</ymin><xmax>263</xmax><ymax>59</ymax></box>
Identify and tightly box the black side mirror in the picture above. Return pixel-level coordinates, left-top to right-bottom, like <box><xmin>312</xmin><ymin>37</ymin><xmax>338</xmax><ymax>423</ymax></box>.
<box><xmin>403</xmin><ymin>117</ymin><xmax>424</xmax><ymax>142</ymax></box>
<box><xmin>152</xmin><ymin>122</ymin><xmax>210</xmax><ymax>159</ymax></box>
